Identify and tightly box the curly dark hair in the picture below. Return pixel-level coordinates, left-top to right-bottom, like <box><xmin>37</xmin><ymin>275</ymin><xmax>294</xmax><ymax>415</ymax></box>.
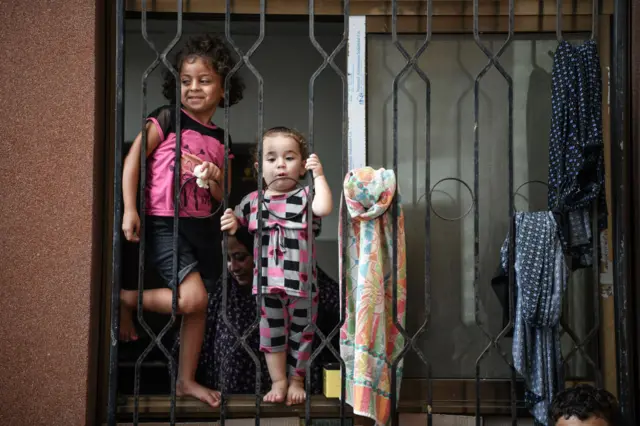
<box><xmin>549</xmin><ymin>385</ymin><xmax>620</xmax><ymax>425</ymax></box>
<box><xmin>162</xmin><ymin>34</ymin><xmax>245</xmax><ymax>107</ymax></box>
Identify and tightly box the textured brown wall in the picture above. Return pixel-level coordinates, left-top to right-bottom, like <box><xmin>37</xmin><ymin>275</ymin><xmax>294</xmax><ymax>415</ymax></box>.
<box><xmin>0</xmin><ymin>2</ymin><xmax>104</xmax><ymax>426</ymax></box>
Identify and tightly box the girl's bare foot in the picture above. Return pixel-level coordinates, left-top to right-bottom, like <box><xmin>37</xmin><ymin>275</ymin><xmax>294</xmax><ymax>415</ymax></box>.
<box><xmin>263</xmin><ymin>379</ymin><xmax>288</xmax><ymax>403</ymax></box>
<box><xmin>177</xmin><ymin>380</ymin><xmax>221</xmax><ymax>408</ymax></box>
<box><xmin>286</xmin><ymin>377</ymin><xmax>306</xmax><ymax>406</ymax></box>
<box><xmin>119</xmin><ymin>290</ymin><xmax>138</xmax><ymax>341</ymax></box>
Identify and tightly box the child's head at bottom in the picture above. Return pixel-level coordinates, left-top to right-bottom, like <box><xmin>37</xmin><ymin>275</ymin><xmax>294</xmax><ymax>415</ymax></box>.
<box><xmin>253</xmin><ymin>126</ymin><xmax>309</xmax><ymax>193</ymax></box>
<box><xmin>549</xmin><ymin>384</ymin><xmax>620</xmax><ymax>426</ymax></box>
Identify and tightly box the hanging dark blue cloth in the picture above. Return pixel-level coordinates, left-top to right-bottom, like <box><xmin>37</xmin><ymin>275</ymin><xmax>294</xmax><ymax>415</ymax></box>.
<box><xmin>547</xmin><ymin>40</ymin><xmax>606</xmax><ymax>270</ymax></box>
<box><xmin>501</xmin><ymin>211</ymin><xmax>568</xmax><ymax>425</ymax></box>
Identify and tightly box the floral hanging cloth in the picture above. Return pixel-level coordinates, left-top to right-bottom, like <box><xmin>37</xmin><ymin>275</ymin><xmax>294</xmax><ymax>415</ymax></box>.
<box><xmin>339</xmin><ymin>167</ymin><xmax>407</xmax><ymax>425</ymax></box>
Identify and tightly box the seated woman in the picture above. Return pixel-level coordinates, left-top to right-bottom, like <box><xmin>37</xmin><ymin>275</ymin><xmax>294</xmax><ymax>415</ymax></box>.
<box><xmin>178</xmin><ymin>229</ymin><xmax>340</xmax><ymax>395</ymax></box>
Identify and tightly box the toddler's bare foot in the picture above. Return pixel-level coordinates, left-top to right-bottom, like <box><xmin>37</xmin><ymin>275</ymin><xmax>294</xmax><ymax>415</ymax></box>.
<box><xmin>263</xmin><ymin>379</ymin><xmax>288</xmax><ymax>403</ymax></box>
<box><xmin>119</xmin><ymin>290</ymin><xmax>138</xmax><ymax>342</ymax></box>
<box><xmin>177</xmin><ymin>380</ymin><xmax>221</xmax><ymax>408</ymax></box>
<box><xmin>286</xmin><ymin>377</ymin><xmax>306</xmax><ymax>406</ymax></box>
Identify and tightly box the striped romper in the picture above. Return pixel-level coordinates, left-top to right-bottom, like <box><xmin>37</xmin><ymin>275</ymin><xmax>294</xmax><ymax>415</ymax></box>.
<box><xmin>234</xmin><ymin>187</ymin><xmax>320</xmax><ymax>377</ymax></box>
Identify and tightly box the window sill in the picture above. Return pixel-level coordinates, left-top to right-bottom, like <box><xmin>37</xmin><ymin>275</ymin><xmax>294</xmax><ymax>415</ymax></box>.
<box><xmin>115</xmin><ymin>379</ymin><xmax>529</xmax><ymax>420</ymax></box>
<box><xmin>115</xmin><ymin>379</ymin><xmax>593</xmax><ymax>420</ymax></box>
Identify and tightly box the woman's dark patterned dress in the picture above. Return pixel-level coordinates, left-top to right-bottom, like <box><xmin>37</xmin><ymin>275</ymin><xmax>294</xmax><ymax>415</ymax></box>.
<box><xmin>192</xmin><ymin>268</ymin><xmax>340</xmax><ymax>394</ymax></box>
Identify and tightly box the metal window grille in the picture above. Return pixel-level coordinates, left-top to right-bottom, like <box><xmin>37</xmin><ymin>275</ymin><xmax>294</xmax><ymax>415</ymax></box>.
<box><xmin>107</xmin><ymin>0</ymin><xmax>635</xmax><ymax>425</ymax></box>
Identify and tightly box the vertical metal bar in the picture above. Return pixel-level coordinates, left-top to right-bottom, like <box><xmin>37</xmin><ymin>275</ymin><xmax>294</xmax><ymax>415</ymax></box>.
<box><xmin>471</xmin><ymin>0</ymin><xmax>515</xmax><ymax>424</ymax></box>
<box><xmin>306</xmin><ymin>2</ymin><xmax>349</xmax><ymax>424</ymax></box>
<box><xmin>385</xmin><ymin>2</ymin><xmax>438</xmax><ymax>425</ymax></box>
<box><xmin>168</xmin><ymin>1</ymin><xmax>184</xmax><ymax>422</ymax></box>
<box><xmin>390</xmin><ymin>4</ymin><xmax>400</xmax><ymax>425</ymax></box>
<box><xmin>591</xmin><ymin>0</ymin><xmax>601</xmax><ymax>389</ymax></box>
<box><xmin>340</xmin><ymin>159</ymin><xmax>347</xmax><ymax>421</ymax></box>
<box><xmin>339</xmin><ymin>44</ymin><xmax>349</xmax><ymax>424</ymax></box>
<box><xmin>424</xmin><ymin>3</ymin><xmax>433</xmax><ymax>426</ymax></box>
<box><xmin>253</xmin><ymin>22</ymin><xmax>264</xmax><ymax>423</ymax></box>
<box><xmin>553</xmin><ymin>1</ymin><xmax>565</xmax><ymax>207</ymax></box>
<box><xmin>134</xmin><ymin>1</ymin><xmax>152</xmax><ymax>422</ymax></box>
<box><xmin>255</xmin><ymin>5</ymin><xmax>266</xmax><ymax>422</ymax></box>
<box><xmin>307</xmin><ymin>4</ymin><xmax>318</xmax><ymax>424</ymax></box>
<box><xmin>338</xmin><ymin>14</ymin><xmax>352</xmax><ymax>426</ymax></box>
<box><xmin>390</xmin><ymin>4</ymin><xmax>400</xmax><ymax>423</ymax></box>
<box><xmin>559</xmin><ymin>220</ymin><xmax>603</xmax><ymax>381</ymax></box>
<box><xmin>389</xmin><ymin>1</ymin><xmax>436</xmax><ymax>424</ymax></box>
<box><xmin>222</xmin><ymin>2</ymin><xmax>266</xmax><ymax>424</ymax></box>
<box><xmin>221</xmin><ymin>4</ymin><xmax>234</xmax><ymax>422</ymax></box>
<box><xmin>612</xmin><ymin>0</ymin><xmax>637</xmax><ymax>422</ymax></box>
<box><xmin>553</xmin><ymin>0</ymin><xmax>604</xmax><ymax>396</ymax></box>
<box><xmin>590</xmin><ymin>0</ymin><xmax>599</xmax><ymax>39</ymax></box>
<box><xmin>505</xmin><ymin>6</ymin><xmax>516</xmax><ymax>425</ymax></box>
<box><xmin>472</xmin><ymin>5</ymin><xmax>481</xmax><ymax>422</ymax></box>
<box><xmin>508</xmin><ymin>217</ymin><xmax>517</xmax><ymax>426</ymax></box>
<box><xmin>592</xmin><ymin>202</ymin><xmax>602</xmax><ymax>387</ymax></box>
<box><xmin>133</xmin><ymin>1</ymin><xmax>184</xmax><ymax>424</ymax></box>
<box><xmin>107</xmin><ymin>0</ymin><xmax>125</xmax><ymax>424</ymax></box>
<box><xmin>556</xmin><ymin>0</ymin><xmax>564</xmax><ymax>41</ymax></box>
<box><xmin>221</xmin><ymin>122</ymin><xmax>229</xmax><ymax>426</ymax></box>
<box><xmin>218</xmin><ymin>39</ymin><xmax>265</xmax><ymax>418</ymax></box>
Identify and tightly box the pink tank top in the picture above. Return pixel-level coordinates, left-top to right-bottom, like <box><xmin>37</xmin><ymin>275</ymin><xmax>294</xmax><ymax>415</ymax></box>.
<box><xmin>144</xmin><ymin>106</ymin><xmax>233</xmax><ymax>217</ymax></box>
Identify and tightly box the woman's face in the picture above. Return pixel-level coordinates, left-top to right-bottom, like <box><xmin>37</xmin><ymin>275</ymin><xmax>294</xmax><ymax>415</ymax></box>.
<box><xmin>226</xmin><ymin>236</ymin><xmax>253</xmax><ymax>286</ymax></box>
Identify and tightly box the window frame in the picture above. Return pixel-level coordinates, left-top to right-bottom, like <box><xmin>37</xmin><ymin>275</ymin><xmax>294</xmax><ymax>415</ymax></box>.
<box><xmin>98</xmin><ymin>4</ymin><xmax>619</xmax><ymax>423</ymax></box>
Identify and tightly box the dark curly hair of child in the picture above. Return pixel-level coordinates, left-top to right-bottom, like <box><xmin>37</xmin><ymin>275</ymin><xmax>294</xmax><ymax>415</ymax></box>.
<box><xmin>549</xmin><ymin>384</ymin><xmax>621</xmax><ymax>425</ymax></box>
<box><xmin>162</xmin><ymin>34</ymin><xmax>245</xmax><ymax>107</ymax></box>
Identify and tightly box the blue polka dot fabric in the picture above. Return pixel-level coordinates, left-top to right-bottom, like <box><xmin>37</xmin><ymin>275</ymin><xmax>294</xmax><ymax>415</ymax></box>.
<box><xmin>501</xmin><ymin>211</ymin><xmax>569</xmax><ymax>425</ymax></box>
<box><xmin>547</xmin><ymin>40</ymin><xmax>607</xmax><ymax>270</ymax></box>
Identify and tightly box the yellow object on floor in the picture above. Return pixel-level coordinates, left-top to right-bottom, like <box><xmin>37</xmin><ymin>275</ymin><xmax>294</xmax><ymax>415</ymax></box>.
<box><xmin>323</xmin><ymin>364</ymin><xmax>341</xmax><ymax>398</ymax></box>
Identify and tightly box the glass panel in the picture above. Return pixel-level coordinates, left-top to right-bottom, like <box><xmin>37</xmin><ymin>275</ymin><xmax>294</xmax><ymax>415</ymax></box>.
<box><xmin>368</xmin><ymin>35</ymin><xmax>597</xmax><ymax>380</ymax></box>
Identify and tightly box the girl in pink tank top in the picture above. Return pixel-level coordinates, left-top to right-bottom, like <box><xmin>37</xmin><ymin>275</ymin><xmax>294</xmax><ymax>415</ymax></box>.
<box><xmin>119</xmin><ymin>34</ymin><xmax>244</xmax><ymax>408</ymax></box>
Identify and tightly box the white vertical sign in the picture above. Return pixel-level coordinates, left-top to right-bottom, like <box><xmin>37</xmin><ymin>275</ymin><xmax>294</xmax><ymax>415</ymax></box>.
<box><xmin>347</xmin><ymin>16</ymin><xmax>366</xmax><ymax>171</ymax></box>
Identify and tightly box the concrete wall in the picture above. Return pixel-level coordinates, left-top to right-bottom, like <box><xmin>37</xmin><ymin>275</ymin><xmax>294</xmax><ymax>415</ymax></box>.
<box><xmin>0</xmin><ymin>1</ymin><xmax>104</xmax><ymax>425</ymax></box>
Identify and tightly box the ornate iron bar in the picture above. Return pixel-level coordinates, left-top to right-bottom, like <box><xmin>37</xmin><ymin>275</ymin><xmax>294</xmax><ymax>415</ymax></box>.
<box><xmin>471</xmin><ymin>0</ymin><xmax>516</xmax><ymax>424</ymax></box>
<box><xmin>612</xmin><ymin>0</ymin><xmax>637</xmax><ymax>421</ymax></box>
<box><xmin>305</xmin><ymin>0</ymin><xmax>350</xmax><ymax>425</ymax></box>
<box><xmin>130</xmin><ymin>1</ymin><xmax>185</xmax><ymax>425</ymax></box>
<box><xmin>220</xmin><ymin>1</ymin><xmax>266</xmax><ymax>424</ymax></box>
<box><xmin>107</xmin><ymin>0</ymin><xmax>125</xmax><ymax>423</ymax></box>
<box><xmin>559</xmin><ymin>203</ymin><xmax>602</xmax><ymax>388</ymax></box>
<box><xmin>389</xmin><ymin>0</ymin><xmax>434</xmax><ymax>425</ymax></box>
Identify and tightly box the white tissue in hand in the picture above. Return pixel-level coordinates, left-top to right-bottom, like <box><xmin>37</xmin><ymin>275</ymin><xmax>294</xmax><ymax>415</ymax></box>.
<box><xmin>193</xmin><ymin>165</ymin><xmax>205</xmax><ymax>177</ymax></box>
<box><xmin>193</xmin><ymin>165</ymin><xmax>209</xmax><ymax>188</ymax></box>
